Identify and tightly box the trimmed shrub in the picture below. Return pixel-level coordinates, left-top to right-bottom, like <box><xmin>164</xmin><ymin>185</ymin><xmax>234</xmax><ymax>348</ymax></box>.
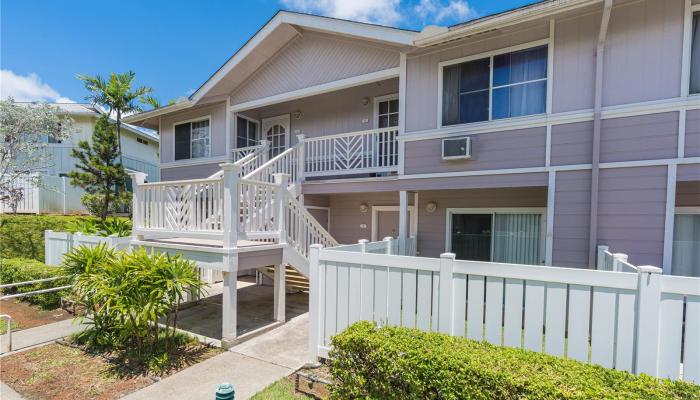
<box><xmin>0</xmin><ymin>258</ymin><xmax>69</xmax><ymax>309</ymax></box>
<box><xmin>329</xmin><ymin>321</ymin><xmax>700</xmax><ymax>400</ymax></box>
<box><xmin>0</xmin><ymin>215</ymin><xmax>129</xmax><ymax>262</ymax></box>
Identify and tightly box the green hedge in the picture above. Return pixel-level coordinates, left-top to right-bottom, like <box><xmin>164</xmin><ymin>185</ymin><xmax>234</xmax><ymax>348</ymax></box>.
<box><xmin>0</xmin><ymin>257</ymin><xmax>69</xmax><ymax>309</ymax></box>
<box><xmin>329</xmin><ymin>321</ymin><xmax>700</xmax><ymax>400</ymax></box>
<box><xmin>0</xmin><ymin>215</ymin><xmax>128</xmax><ymax>262</ymax></box>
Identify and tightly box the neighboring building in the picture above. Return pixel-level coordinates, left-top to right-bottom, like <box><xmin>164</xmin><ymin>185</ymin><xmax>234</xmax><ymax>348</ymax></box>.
<box><xmin>2</xmin><ymin>103</ymin><xmax>159</xmax><ymax>214</ymax></box>
<box><xmin>125</xmin><ymin>0</ymin><xmax>700</xmax><ymax>289</ymax></box>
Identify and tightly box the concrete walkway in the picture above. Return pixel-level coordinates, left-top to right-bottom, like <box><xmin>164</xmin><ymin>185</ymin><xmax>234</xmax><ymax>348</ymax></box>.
<box><xmin>1</xmin><ymin>318</ymin><xmax>86</xmax><ymax>355</ymax></box>
<box><xmin>122</xmin><ymin>313</ymin><xmax>309</xmax><ymax>400</ymax></box>
<box><xmin>0</xmin><ymin>382</ymin><xmax>23</xmax><ymax>400</ymax></box>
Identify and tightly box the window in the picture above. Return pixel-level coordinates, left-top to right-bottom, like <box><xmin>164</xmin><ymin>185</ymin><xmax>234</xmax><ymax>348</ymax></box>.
<box><xmin>174</xmin><ymin>119</ymin><xmax>210</xmax><ymax>160</ymax></box>
<box><xmin>448</xmin><ymin>210</ymin><xmax>544</xmax><ymax>265</ymax></box>
<box><xmin>442</xmin><ymin>45</ymin><xmax>548</xmax><ymax>126</ymax></box>
<box><xmin>672</xmin><ymin>210</ymin><xmax>700</xmax><ymax>277</ymax></box>
<box><xmin>376</xmin><ymin>97</ymin><xmax>399</xmax><ymax>128</ymax></box>
<box><xmin>236</xmin><ymin>116</ymin><xmax>258</xmax><ymax>148</ymax></box>
<box><xmin>137</xmin><ymin>137</ymin><xmax>149</xmax><ymax>145</ymax></box>
<box><xmin>691</xmin><ymin>11</ymin><xmax>700</xmax><ymax>95</ymax></box>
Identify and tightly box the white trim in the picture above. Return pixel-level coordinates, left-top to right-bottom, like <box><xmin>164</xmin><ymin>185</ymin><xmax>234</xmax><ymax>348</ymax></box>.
<box><xmin>436</xmin><ymin>38</ymin><xmax>550</xmax><ymax>129</ymax></box>
<box><xmin>226</xmin><ymin>97</ymin><xmax>232</xmax><ymax>160</ymax></box>
<box><xmin>160</xmin><ymin>155</ymin><xmax>230</xmax><ymax>169</ymax></box>
<box><xmin>679</xmin><ymin>108</ymin><xmax>686</xmax><ymax>158</ymax></box>
<box><xmin>234</xmin><ymin>114</ymin><xmax>261</xmax><ymax>148</ymax></box>
<box><xmin>371</xmin><ymin>205</ymin><xmax>415</xmax><ymax>241</ymax></box>
<box><xmin>545</xmin><ymin>124</ymin><xmax>552</xmax><ymax>167</ymax></box>
<box><xmin>398</xmin><ymin>52</ymin><xmax>407</xmax><ymax>176</ymax></box>
<box><xmin>445</xmin><ymin>207</ymin><xmax>547</xmax><ymax>264</ymax></box>
<box><xmin>373</xmin><ymin>93</ymin><xmax>399</xmax><ymax>129</ymax></box>
<box><xmin>123</xmin><ymin>101</ymin><xmax>193</xmax><ymax>124</ymax></box>
<box><xmin>676</xmin><ymin>206</ymin><xmax>700</xmax><ymax>214</ymax></box>
<box><xmin>172</xmin><ymin>115</ymin><xmax>212</xmax><ymax>161</ymax></box>
<box><xmin>546</xmin><ymin>19</ymin><xmax>555</xmax><ymax>115</ymax></box>
<box><xmin>681</xmin><ymin>0</ymin><xmax>693</xmax><ymax>97</ymax></box>
<box><xmin>662</xmin><ymin>164</ymin><xmax>677</xmax><ymax>274</ymax></box>
<box><xmin>545</xmin><ymin>171</ymin><xmax>556</xmax><ymax>265</ymax></box>
<box><xmin>404</xmin><ymin>95</ymin><xmax>700</xmax><ymax>143</ymax></box>
<box><xmin>305</xmin><ymin>205</ymin><xmax>331</xmax><ymax>232</ymax></box>
<box><xmin>230</xmin><ymin>67</ymin><xmax>400</xmax><ymax>112</ymax></box>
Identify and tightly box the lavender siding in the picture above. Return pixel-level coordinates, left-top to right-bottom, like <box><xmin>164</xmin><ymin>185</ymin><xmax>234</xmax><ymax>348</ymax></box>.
<box><xmin>685</xmin><ymin>109</ymin><xmax>700</xmax><ymax>158</ymax></box>
<box><xmin>599</xmin><ymin>112</ymin><xmax>679</xmax><ymax>163</ymax></box>
<box><xmin>328</xmin><ymin>192</ymin><xmax>399</xmax><ymax>244</ymax></box>
<box><xmin>597</xmin><ymin>166</ymin><xmax>668</xmax><ymax>267</ymax></box>
<box><xmin>676</xmin><ymin>181</ymin><xmax>700</xmax><ymax>207</ymax></box>
<box><xmin>241</xmin><ymin>79</ymin><xmax>398</xmax><ymax>141</ymax></box>
<box><xmin>230</xmin><ymin>32</ymin><xmax>400</xmax><ymax>105</ymax></box>
<box><xmin>160</xmin><ymin>102</ymin><xmax>227</xmax><ymax>163</ymax></box>
<box><xmin>603</xmin><ymin>0</ymin><xmax>684</xmax><ymax>106</ymax></box>
<box><xmin>161</xmin><ymin>163</ymin><xmax>221</xmax><ymax>181</ymax></box>
<box><xmin>405</xmin><ymin>23</ymin><xmax>549</xmax><ymax>133</ymax></box>
<box><xmin>552</xmin><ymin>11</ymin><xmax>600</xmax><ymax>113</ymax></box>
<box><xmin>404</xmin><ymin>127</ymin><xmax>546</xmax><ymax>175</ymax></box>
<box><xmin>678</xmin><ymin>164</ymin><xmax>700</xmax><ymax>182</ymax></box>
<box><xmin>552</xmin><ymin>170</ymin><xmax>591</xmax><ymax>268</ymax></box>
<box><xmin>550</xmin><ymin>121</ymin><xmax>593</xmax><ymax>166</ymax></box>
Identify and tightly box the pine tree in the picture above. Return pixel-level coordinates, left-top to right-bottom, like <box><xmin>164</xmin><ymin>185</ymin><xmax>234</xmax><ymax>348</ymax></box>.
<box><xmin>69</xmin><ymin>115</ymin><xmax>127</xmax><ymax>220</ymax></box>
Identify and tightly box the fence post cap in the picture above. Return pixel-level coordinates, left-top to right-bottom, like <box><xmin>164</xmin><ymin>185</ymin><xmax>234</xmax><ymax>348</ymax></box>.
<box><xmin>358</xmin><ymin>239</ymin><xmax>369</xmax><ymax>244</ymax></box>
<box><xmin>637</xmin><ymin>265</ymin><xmax>662</xmax><ymax>274</ymax></box>
<box><xmin>439</xmin><ymin>252</ymin><xmax>456</xmax><ymax>259</ymax></box>
<box><xmin>382</xmin><ymin>236</ymin><xmax>393</xmax><ymax>241</ymax></box>
<box><xmin>219</xmin><ymin>162</ymin><xmax>240</xmax><ymax>171</ymax></box>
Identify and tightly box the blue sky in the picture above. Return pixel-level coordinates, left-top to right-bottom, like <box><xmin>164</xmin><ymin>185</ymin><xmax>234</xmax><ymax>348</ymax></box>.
<box><xmin>1</xmin><ymin>0</ymin><xmax>536</xmax><ymax>105</ymax></box>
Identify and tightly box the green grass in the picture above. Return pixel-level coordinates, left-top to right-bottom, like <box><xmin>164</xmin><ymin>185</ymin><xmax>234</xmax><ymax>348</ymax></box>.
<box><xmin>0</xmin><ymin>318</ymin><xmax>19</xmax><ymax>334</ymax></box>
<box><xmin>250</xmin><ymin>378</ymin><xmax>311</xmax><ymax>400</ymax></box>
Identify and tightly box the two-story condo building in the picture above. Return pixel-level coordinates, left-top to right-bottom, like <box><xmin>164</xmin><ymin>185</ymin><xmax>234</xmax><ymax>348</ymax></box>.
<box><xmin>124</xmin><ymin>0</ymin><xmax>700</xmax><ymax>343</ymax></box>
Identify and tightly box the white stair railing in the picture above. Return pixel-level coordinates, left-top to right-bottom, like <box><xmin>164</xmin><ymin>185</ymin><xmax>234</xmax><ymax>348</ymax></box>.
<box><xmin>232</xmin><ymin>141</ymin><xmax>269</xmax><ymax>163</ymax></box>
<box><xmin>239</xmin><ymin>178</ymin><xmax>280</xmax><ymax>239</ymax></box>
<box><xmin>286</xmin><ymin>194</ymin><xmax>338</xmax><ymax>259</ymax></box>
<box><xmin>244</xmin><ymin>144</ymin><xmax>300</xmax><ymax>186</ymax></box>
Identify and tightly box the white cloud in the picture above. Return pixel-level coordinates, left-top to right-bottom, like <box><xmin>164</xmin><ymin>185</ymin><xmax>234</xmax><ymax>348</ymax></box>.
<box><xmin>281</xmin><ymin>0</ymin><xmax>402</xmax><ymax>26</ymax></box>
<box><xmin>0</xmin><ymin>69</ymin><xmax>75</xmax><ymax>103</ymax></box>
<box><xmin>414</xmin><ymin>0</ymin><xmax>477</xmax><ymax>23</ymax></box>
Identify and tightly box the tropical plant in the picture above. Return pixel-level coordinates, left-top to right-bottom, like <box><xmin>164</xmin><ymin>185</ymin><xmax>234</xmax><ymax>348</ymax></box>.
<box><xmin>69</xmin><ymin>116</ymin><xmax>127</xmax><ymax>220</ymax></box>
<box><xmin>66</xmin><ymin>216</ymin><xmax>131</xmax><ymax>237</ymax></box>
<box><xmin>77</xmin><ymin>71</ymin><xmax>153</xmax><ymax>170</ymax></box>
<box><xmin>0</xmin><ymin>98</ymin><xmax>74</xmax><ymax>212</ymax></box>
<box><xmin>66</xmin><ymin>245</ymin><xmax>206</xmax><ymax>363</ymax></box>
<box><xmin>81</xmin><ymin>192</ymin><xmax>131</xmax><ymax>217</ymax></box>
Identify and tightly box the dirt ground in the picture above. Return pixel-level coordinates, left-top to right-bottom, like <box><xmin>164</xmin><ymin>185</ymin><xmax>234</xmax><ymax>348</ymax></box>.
<box><xmin>0</xmin><ymin>300</ymin><xmax>72</xmax><ymax>331</ymax></box>
<box><xmin>1</xmin><ymin>341</ymin><xmax>222</xmax><ymax>400</ymax></box>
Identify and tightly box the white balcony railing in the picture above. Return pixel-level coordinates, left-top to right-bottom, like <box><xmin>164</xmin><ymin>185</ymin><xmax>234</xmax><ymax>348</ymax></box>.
<box><xmin>301</xmin><ymin>127</ymin><xmax>399</xmax><ymax>177</ymax></box>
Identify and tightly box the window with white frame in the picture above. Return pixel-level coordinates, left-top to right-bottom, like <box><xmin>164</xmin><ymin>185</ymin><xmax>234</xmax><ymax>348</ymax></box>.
<box><xmin>236</xmin><ymin>116</ymin><xmax>258</xmax><ymax>148</ymax></box>
<box><xmin>376</xmin><ymin>97</ymin><xmax>399</xmax><ymax>128</ymax></box>
<box><xmin>441</xmin><ymin>45</ymin><xmax>548</xmax><ymax>126</ymax></box>
<box><xmin>672</xmin><ymin>209</ymin><xmax>700</xmax><ymax>277</ymax></box>
<box><xmin>447</xmin><ymin>209</ymin><xmax>545</xmax><ymax>265</ymax></box>
<box><xmin>174</xmin><ymin>119</ymin><xmax>210</xmax><ymax>160</ymax></box>
<box><xmin>691</xmin><ymin>11</ymin><xmax>700</xmax><ymax>95</ymax></box>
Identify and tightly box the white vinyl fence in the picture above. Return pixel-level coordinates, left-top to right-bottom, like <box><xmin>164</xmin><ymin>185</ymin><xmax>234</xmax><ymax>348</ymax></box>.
<box><xmin>0</xmin><ymin>175</ymin><xmax>87</xmax><ymax>214</ymax></box>
<box><xmin>44</xmin><ymin>230</ymin><xmax>132</xmax><ymax>266</ymax></box>
<box><xmin>308</xmin><ymin>241</ymin><xmax>700</xmax><ymax>383</ymax></box>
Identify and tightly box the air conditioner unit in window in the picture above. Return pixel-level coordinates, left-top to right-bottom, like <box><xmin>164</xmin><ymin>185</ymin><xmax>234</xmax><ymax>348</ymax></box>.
<box><xmin>442</xmin><ymin>137</ymin><xmax>472</xmax><ymax>160</ymax></box>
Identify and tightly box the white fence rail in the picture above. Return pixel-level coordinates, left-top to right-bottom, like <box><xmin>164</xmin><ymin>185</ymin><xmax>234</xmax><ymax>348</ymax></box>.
<box><xmin>596</xmin><ymin>245</ymin><xmax>638</xmax><ymax>272</ymax></box>
<box><xmin>302</xmin><ymin>127</ymin><xmax>399</xmax><ymax>177</ymax></box>
<box><xmin>239</xmin><ymin>178</ymin><xmax>280</xmax><ymax>239</ymax></box>
<box><xmin>0</xmin><ymin>175</ymin><xmax>86</xmax><ymax>215</ymax></box>
<box><xmin>44</xmin><ymin>230</ymin><xmax>132</xmax><ymax>266</ymax></box>
<box><xmin>232</xmin><ymin>141</ymin><xmax>268</xmax><ymax>163</ymax></box>
<box><xmin>244</xmin><ymin>145</ymin><xmax>300</xmax><ymax>187</ymax></box>
<box><xmin>309</xmin><ymin>242</ymin><xmax>700</xmax><ymax>383</ymax></box>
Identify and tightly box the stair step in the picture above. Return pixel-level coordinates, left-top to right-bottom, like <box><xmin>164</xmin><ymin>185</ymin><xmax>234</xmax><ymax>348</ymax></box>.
<box><xmin>256</xmin><ymin>265</ymin><xmax>310</xmax><ymax>292</ymax></box>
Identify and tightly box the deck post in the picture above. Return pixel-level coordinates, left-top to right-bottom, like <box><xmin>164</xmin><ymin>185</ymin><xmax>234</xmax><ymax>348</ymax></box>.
<box><xmin>398</xmin><ymin>190</ymin><xmax>409</xmax><ymax>255</ymax></box>
<box><xmin>127</xmin><ymin>172</ymin><xmax>147</xmax><ymax>240</ymax></box>
<box><xmin>220</xmin><ymin>163</ymin><xmax>240</xmax><ymax>347</ymax></box>
<box><xmin>296</xmin><ymin>134</ymin><xmax>305</xmax><ymax>185</ymax></box>
<box><xmin>273</xmin><ymin>174</ymin><xmax>290</xmax><ymax>245</ymax></box>
<box><xmin>308</xmin><ymin>244</ymin><xmax>323</xmax><ymax>363</ymax></box>
<box><xmin>634</xmin><ymin>265</ymin><xmax>663</xmax><ymax>376</ymax></box>
<box><xmin>274</xmin><ymin>264</ymin><xmax>286</xmax><ymax>322</ymax></box>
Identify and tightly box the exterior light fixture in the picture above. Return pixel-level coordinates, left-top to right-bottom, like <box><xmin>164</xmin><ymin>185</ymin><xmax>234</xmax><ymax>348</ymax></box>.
<box><xmin>359</xmin><ymin>203</ymin><xmax>369</xmax><ymax>213</ymax></box>
<box><xmin>426</xmin><ymin>201</ymin><xmax>437</xmax><ymax>214</ymax></box>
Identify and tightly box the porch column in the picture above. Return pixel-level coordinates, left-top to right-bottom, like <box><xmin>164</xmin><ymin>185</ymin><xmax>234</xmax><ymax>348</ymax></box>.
<box><xmin>221</xmin><ymin>254</ymin><xmax>239</xmax><ymax>347</ymax></box>
<box><xmin>128</xmin><ymin>171</ymin><xmax>147</xmax><ymax>240</ymax></box>
<box><xmin>296</xmin><ymin>134</ymin><xmax>305</xmax><ymax>185</ymax></box>
<box><xmin>273</xmin><ymin>263</ymin><xmax>286</xmax><ymax>322</ymax></box>
<box><xmin>399</xmin><ymin>190</ymin><xmax>409</xmax><ymax>255</ymax></box>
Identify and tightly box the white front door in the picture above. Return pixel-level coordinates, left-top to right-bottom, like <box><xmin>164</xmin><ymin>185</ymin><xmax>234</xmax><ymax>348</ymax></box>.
<box><xmin>262</xmin><ymin>115</ymin><xmax>290</xmax><ymax>158</ymax></box>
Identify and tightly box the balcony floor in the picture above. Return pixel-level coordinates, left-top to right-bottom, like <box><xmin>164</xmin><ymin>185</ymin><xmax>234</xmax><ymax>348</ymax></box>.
<box><xmin>140</xmin><ymin>237</ymin><xmax>271</xmax><ymax>249</ymax></box>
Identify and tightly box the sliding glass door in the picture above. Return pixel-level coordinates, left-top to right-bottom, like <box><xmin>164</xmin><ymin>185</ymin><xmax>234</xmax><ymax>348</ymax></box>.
<box><xmin>450</xmin><ymin>210</ymin><xmax>544</xmax><ymax>265</ymax></box>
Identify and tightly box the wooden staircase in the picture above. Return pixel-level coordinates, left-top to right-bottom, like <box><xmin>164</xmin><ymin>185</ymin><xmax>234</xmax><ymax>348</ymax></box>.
<box><xmin>257</xmin><ymin>265</ymin><xmax>309</xmax><ymax>292</ymax></box>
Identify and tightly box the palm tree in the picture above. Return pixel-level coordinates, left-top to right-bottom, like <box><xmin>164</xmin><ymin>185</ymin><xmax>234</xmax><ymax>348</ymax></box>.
<box><xmin>77</xmin><ymin>71</ymin><xmax>152</xmax><ymax>170</ymax></box>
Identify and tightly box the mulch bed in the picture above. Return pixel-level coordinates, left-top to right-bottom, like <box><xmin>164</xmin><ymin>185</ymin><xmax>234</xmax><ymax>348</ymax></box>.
<box><xmin>0</xmin><ymin>340</ymin><xmax>223</xmax><ymax>400</ymax></box>
<box><xmin>0</xmin><ymin>300</ymin><xmax>73</xmax><ymax>331</ymax></box>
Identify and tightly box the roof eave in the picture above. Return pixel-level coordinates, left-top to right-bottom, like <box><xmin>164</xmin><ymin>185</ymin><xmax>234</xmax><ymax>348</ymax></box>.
<box><xmin>414</xmin><ymin>0</ymin><xmax>601</xmax><ymax>47</ymax></box>
<box><xmin>122</xmin><ymin>101</ymin><xmax>193</xmax><ymax>124</ymax></box>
